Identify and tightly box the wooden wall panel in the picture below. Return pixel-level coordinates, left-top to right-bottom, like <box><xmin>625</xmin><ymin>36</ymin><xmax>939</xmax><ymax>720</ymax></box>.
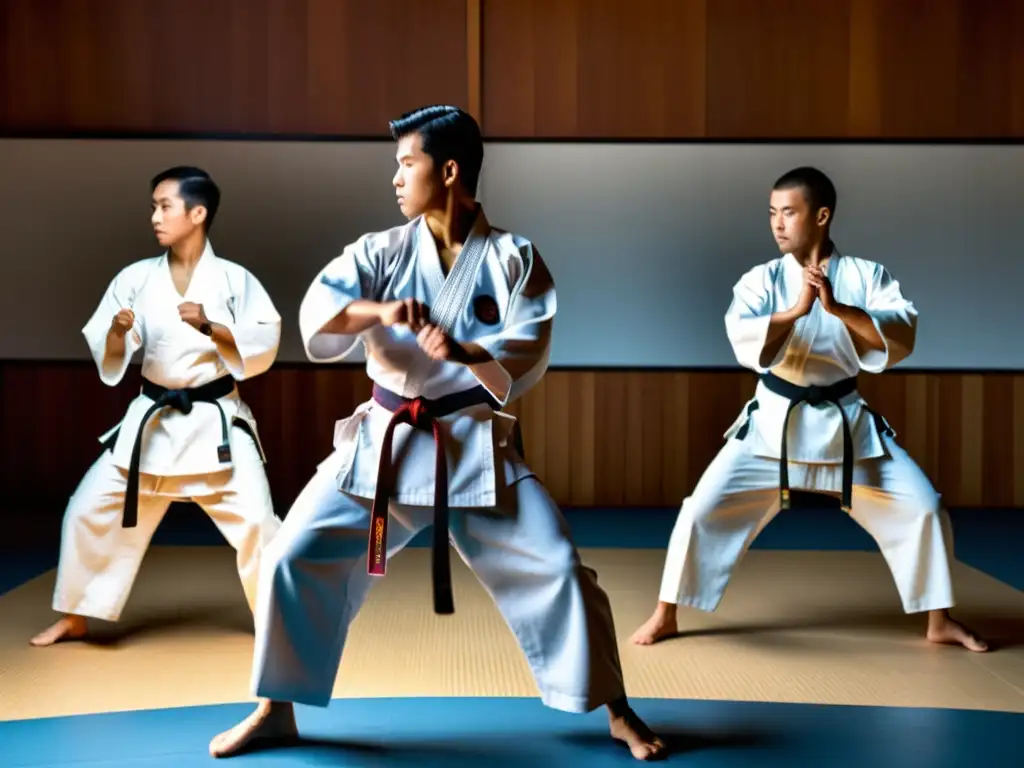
<box><xmin>3</xmin><ymin>0</ymin><xmax>1021</xmax><ymax>139</ymax></box>
<box><xmin>481</xmin><ymin>0</ymin><xmax>707</xmax><ymax>138</ymax></box>
<box><xmin>2</xmin><ymin>362</ymin><xmax>1021</xmax><ymax>519</ymax></box>
<box><xmin>704</xmin><ymin>0</ymin><xmax>852</xmax><ymax>138</ymax></box>
<box><xmin>0</xmin><ymin>0</ymin><xmax>469</xmax><ymax>136</ymax></box>
<box><xmin>481</xmin><ymin>0</ymin><xmax>1024</xmax><ymax>139</ymax></box>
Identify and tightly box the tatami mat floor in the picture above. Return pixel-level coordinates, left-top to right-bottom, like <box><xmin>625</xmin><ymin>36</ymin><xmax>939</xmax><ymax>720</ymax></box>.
<box><xmin>2</xmin><ymin>504</ymin><xmax>1022</xmax><ymax>766</ymax></box>
<box><xmin>3</xmin><ymin>545</ymin><xmax>1023</xmax><ymax>721</ymax></box>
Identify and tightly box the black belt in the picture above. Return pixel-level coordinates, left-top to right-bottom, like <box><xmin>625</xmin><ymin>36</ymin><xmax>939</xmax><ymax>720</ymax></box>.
<box><xmin>368</xmin><ymin>383</ymin><xmax>524</xmax><ymax>615</ymax></box>
<box><xmin>760</xmin><ymin>372</ymin><xmax>857</xmax><ymax>512</ymax></box>
<box><xmin>122</xmin><ymin>376</ymin><xmax>236</xmax><ymax>528</ymax></box>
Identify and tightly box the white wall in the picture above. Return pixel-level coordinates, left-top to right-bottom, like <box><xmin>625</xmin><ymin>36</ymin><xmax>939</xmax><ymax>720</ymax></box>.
<box><xmin>1</xmin><ymin>139</ymin><xmax>1020</xmax><ymax>368</ymax></box>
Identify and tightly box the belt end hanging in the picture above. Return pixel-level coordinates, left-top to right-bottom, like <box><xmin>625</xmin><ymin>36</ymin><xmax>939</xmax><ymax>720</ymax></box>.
<box><xmin>433</xmin><ymin>589</ymin><xmax>454</xmax><ymax>615</ymax></box>
<box><xmin>367</xmin><ymin>512</ymin><xmax>388</xmax><ymax>577</ymax></box>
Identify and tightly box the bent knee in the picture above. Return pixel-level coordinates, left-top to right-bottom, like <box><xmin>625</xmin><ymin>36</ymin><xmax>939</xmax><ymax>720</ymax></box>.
<box><xmin>544</xmin><ymin>539</ymin><xmax>585</xmax><ymax>583</ymax></box>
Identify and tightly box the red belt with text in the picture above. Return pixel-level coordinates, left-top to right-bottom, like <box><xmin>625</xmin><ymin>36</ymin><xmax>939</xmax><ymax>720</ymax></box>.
<box><xmin>368</xmin><ymin>383</ymin><xmax>522</xmax><ymax>615</ymax></box>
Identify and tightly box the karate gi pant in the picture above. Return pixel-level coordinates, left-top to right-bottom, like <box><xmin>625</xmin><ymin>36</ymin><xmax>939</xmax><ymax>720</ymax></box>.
<box><xmin>51</xmin><ymin>427</ymin><xmax>281</xmax><ymax>622</ymax></box>
<box><xmin>659</xmin><ymin>433</ymin><xmax>955</xmax><ymax>614</ymax></box>
<box><xmin>250</xmin><ymin>449</ymin><xmax>626</xmax><ymax>713</ymax></box>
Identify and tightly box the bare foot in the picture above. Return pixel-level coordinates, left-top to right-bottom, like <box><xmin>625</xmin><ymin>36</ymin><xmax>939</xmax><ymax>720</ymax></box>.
<box><xmin>630</xmin><ymin>603</ymin><xmax>678</xmax><ymax>646</ymax></box>
<box><xmin>209</xmin><ymin>700</ymin><xmax>298</xmax><ymax>758</ymax></box>
<box><xmin>29</xmin><ymin>615</ymin><xmax>88</xmax><ymax>647</ymax></box>
<box><xmin>927</xmin><ymin>610</ymin><xmax>989</xmax><ymax>652</ymax></box>
<box><xmin>608</xmin><ymin>703</ymin><xmax>667</xmax><ymax>761</ymax></box>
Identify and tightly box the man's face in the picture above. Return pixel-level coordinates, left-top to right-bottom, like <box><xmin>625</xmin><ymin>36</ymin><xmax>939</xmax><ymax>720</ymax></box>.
<box><xmin>769</xmin><ymin>186</ymin><xmax>828</xmax><ymax>254</ymax></box>
<box><xmin>392</xmin><ymin>132</ymin><xmax>446</xmax><ymax>219</ymax></box>
<box><xmin>151</xmin><ymin>179</ymin><xmax>204</xmax><ymax>247</ymax></box>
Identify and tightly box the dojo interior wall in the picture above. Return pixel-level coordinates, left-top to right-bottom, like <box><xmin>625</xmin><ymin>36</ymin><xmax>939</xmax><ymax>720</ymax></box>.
<box><xmin>2</xmin><ymin>0</ymin><xmax>1023</xmax><ymax>518</ymax></box>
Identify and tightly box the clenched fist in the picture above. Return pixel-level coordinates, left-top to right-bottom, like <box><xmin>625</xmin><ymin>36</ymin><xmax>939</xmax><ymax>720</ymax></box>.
<box><xmin>379</xmin><ymin>298</ymin><xmax>431</xmax><ymax>332</ymax></box>
<box><xmin>110</xmin><ymin>309</ymin><xmax>135</xmax><ymax>337</ymax></box>
<box><xmin>416</xmin><ymin>324</ymin><xmax>467</xmax><ymax>363</ymax></box>
<box><xmin>178</xmin><ymin>301</ymin><xmax>209</xmax><ymax>331</ymax></box>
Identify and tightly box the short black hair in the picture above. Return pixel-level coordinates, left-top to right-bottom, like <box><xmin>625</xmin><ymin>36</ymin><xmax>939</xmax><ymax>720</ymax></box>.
<box><xmin>150</xmin><ymin>166</ymin><xmax>221</xmax><ymax>232</ymax></box>
<box><xmin>773</xmin><ymin>166</ymin><xmax>837</xmax><ymax>222</ymax></box>
<box><xmin>389</xmin><ymin>105</ymin><xmax>484</xmax><ymax>197</ymax></box>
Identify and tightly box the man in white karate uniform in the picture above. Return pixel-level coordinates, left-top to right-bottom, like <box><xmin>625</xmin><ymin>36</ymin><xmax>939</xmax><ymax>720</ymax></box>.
<box><xmin>631</xmin><ymin>166</ymin><xmax>987</xmax><ymax>653</ymax></box>
<box><xmin>30</xmin><ymin>166</ymin><xmax>283</xmax><ymax>647</ymax></box>
<box><xmin>209</xmin><ymin>106</ymin><xmax>666</xmax><ymax>761</ymax></box>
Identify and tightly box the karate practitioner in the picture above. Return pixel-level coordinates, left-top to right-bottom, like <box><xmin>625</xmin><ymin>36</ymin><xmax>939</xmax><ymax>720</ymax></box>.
<box><xmin>30</xmin><ymin>166</ymin><xmax>283</xmax><ymax>647</ymax></box>
<box><xmin>631</xmin><ymin>166</ymin><xmax>987</xmax><ymax>653</ymax></box>
<box><xmin>209</xmin><ymin>105</ymin><xmax>666</xmax><ymax>761</ymax></box>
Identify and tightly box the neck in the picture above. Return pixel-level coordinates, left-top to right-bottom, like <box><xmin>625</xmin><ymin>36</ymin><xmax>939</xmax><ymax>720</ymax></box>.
<box><xmin>793</xmin><ymin>238</ymin><xmax>833</xmax><ymax>268</ymax></box>
<box><xmin>424</xmin><ymin>197</ymin><xmax>479</xmax><ymax>252</ymax></box>
<box><xmin>168</xmin><ymin>231</ymin><xmax>207</xmax><ymax>267</ymax></box>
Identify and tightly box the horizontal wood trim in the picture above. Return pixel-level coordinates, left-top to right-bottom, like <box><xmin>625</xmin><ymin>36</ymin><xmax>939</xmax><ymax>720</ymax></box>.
<box><xmin>2</xmin><ymin>362</ymin><xmax>1020</xmax><ymax>514</ymax></box>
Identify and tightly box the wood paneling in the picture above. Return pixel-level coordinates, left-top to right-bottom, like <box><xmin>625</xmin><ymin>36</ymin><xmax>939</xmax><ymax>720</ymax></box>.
<box><xmin>3</xmin><ymin>362</ymin><xmax>1021</xmax><ymax>518</ymax></box>
<box><xmin>3</xmin><ymin>0</ymin><xmax>1020</xmax><ymax>139</ymax></box>
<box><xmin>482</xmin><ymin>0</ymin><xmax>1024</xmax><ymax>139</ymax></box>
<box><xmin>0</xmin><ymin>0</ymin><xmax>469</xmax><ymax>136</ymax></box>
<box><xmin>481</xmin><ymin>0</ymin><xmax>707</xmax><ymax>138</ymax></box>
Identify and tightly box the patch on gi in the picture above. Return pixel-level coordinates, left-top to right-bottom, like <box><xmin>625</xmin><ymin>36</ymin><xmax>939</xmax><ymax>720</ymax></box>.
<box><xmin>473</xmin><ymin>295</ymin><xmax>501</xmax><ymax>325</ymax></box>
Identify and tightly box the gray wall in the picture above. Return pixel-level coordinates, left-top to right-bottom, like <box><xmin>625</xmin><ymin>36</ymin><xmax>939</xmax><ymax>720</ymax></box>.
<box><xmin>1</xmin><ymin>139</ymin><xmax>1021</xmax><ymax>368</ymax></box>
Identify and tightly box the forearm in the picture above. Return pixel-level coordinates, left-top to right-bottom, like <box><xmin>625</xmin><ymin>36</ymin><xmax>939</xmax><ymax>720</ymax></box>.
<box><xmin>102</xmin><ymin>329</ymin><xmax>129</xmax><ymax>374</ymax></box>
<box><xmin>207</xmin><ymin>322</ymin><xmax>241</xmax><ymax>369</ymax></box>
<box><xmin>832</xmin><ymin>303</ymin><xmax>885</xmax><ymax>353</ymax></box>
<box><xmin>318</xmin><ymin>300</ymin><xmax>384</xmax><ymax>335</ymax></box>
<box><xmin>759</xmin><ymin>308</ymin><xmax>804</xmax><ymax>367</ymax></box>
<box><xmin>453</xmin><ymin>341</ymin><xmax>494</xmax><ymax>365</ymax></box>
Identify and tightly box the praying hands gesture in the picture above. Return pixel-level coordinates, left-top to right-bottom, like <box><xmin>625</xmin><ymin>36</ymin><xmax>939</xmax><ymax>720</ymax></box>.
<box><xmin>805</xmin><ymin>265</ymin><xmax>838</xmax><ymax>314</ymax></box>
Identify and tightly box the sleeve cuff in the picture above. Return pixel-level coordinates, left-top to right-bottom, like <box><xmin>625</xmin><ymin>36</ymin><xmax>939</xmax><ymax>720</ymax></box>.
<box><xmin>857</xmin><ymin>315</ymin><xmax>891</xmax><ymax>373</ymax></box>
<box><xmin>95</xmin><ymin>331</ymin><xmax>142</xmax><ymax>386</ymax></box>
<box><xmin>299</xmin><ymin>295</ymin><xmax>362</xmax><ymax>363</ymax></box>
<box><xmin>214</xmin><ymin>321</ymin><xmax>281</xmax><ymax>380</ymax></box>
<box><xmin>468</xmin><ymin>358</ymin><xmax>513</xmax><ymax>407</ymax></box>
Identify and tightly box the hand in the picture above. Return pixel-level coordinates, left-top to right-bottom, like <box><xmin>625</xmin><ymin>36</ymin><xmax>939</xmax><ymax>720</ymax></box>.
<box><xmin>806</xmin><ymin>266</ymin><xmax>838</xmax><ymax>314</ymax></box>
<box><xmin>416</xmin><ymin>324</ymin><xmax>467</xmax><ymax>363</ymax></box>
<box><xmin>378</xmin><ymin>298</ymin><xmax>431</xmax><ymax>332</ymax></box>
<box><xmin>792</xmin><ymin>267</ymin><xmax>818</xmax><ymax>316</ymax></box>
<box><xmin>178</xmin><ymin>302</ymin><xmax>208</xmax><ymax>330</ymax></box>
<box><xmin>110</xmin><ymin>309</ymin><xmax>135</xmax><ymax>338</ymax></box>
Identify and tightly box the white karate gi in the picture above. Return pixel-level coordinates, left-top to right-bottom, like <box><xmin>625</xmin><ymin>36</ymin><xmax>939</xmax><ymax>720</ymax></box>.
<box><xmin>250</xmin><ymin>208</ymin><xmax>626</xmax><ymax>713</ymax></box>
<box><xmin>51</xmin><ymin>241</ymin><xmax>283</xmax><ymax>622</ymax></box>
<box><xmin>659</xmin><ymin>251</ymin><xmax>956</xmax><ymax>614</ymax></box>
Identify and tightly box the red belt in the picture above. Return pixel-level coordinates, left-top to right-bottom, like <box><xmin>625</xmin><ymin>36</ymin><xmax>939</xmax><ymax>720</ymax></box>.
<box><xmin>368</xmin><ymin>383</ymin><xmax>513</xmax><ymax>615</ymax></box>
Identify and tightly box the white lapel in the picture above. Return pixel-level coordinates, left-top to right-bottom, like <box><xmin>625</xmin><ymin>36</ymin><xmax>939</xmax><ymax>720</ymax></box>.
<box><xmin>429</xmin><ymin>207</ymin><xmax>492</xmax><ymax>333</ymax></box>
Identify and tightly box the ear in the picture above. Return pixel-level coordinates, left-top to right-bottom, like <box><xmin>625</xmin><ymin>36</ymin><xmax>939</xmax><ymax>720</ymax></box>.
<box><xmin>816</xmin><ymin>206</ymin><xmax>831</xmax><ymax>228</ymax></box>
<box><xmin>189</xmin><ymin>205</ymin><xmax>208</xmax><ymax>226</ymax></box>
<box><xmin>442</xmin><ymin>159</ymin><xmax>459</xmax><ymax>188</ymax></box>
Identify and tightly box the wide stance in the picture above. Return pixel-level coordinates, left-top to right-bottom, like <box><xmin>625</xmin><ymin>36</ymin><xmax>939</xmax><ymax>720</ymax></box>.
<box><xmin>31</xmin><ymin>167</ymin><xmax>283</xmax><ymax>646</ymax></box>
<box><xmin>632</xmin><ymin>166</ymin><xmax>986</xmax><ymax>654</ymax></box>
<box><xmin>211</xmin><ymin>106</ymin><xmax>666</xmax><ymax>760</ymax></box>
